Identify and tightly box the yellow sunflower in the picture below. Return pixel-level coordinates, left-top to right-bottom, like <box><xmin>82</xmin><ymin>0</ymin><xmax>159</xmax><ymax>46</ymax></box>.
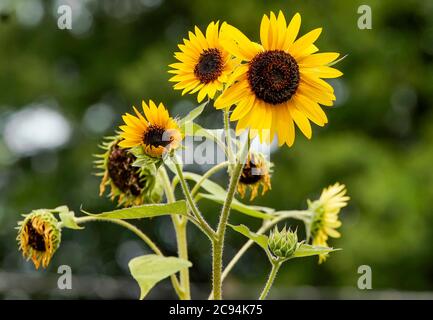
<box><xmin>237</xmin><ymin>152</ymin><xmax>272</xmax><ymax>201</ymax></box>
<box><xmin>168</xmin><ymin>21</ymin><xmax>237</xmax><ymax>102</ymax></box>
<box><xmin>308</xmin><ymin>183</ymin><xmax>349</xmax><ymax>263</ymax></box>
<box><xmin>118</xmin><ymin>100</ymin><xmax>182</xmax><ymax>158</ymax></box>
<box><xmin>17</xmin><ymin>209</ymin><xmax>61</xmax><ymax>269</ymax></box>
<box><xmin>214</xmin><ymin>11</ymin><xmax>343</xmax><ymax>146</ymax></box>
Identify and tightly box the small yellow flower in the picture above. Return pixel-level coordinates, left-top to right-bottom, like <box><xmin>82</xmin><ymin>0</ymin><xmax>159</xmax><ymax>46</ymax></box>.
<box><xmin>118</xmin><ymin>100</ymin><xmax>182</xmax><ymax>158</ymax></box>
<box><xmin>214</xmin><ymin>11</ymin><xmax>342</xmax><ymax>146</ymax></box>
<box><xmin>17</xmin><ymin>209</ymin><xmax>61</xmax><ymax>269</ymax></box>
<box><xmin>309</xmin><ymin>183</ymin><xmax>349</xmax><ymax>263</ymax></box>
<box><xmin>169</xmin><ymin>21</ymin><xmax>237</xmax><ymax>102</ymax></box>
<box><xmin>95</xmin><ymin>136</ymin><xmax>163</xmax><ymax>207</ymax></box>
<box><xmin>237</xmin><ymin>152</ymin><xmax>272</xmax><ymax>201</ymax></box>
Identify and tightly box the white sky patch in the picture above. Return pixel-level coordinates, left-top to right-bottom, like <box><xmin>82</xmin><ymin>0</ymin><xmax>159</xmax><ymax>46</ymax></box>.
<box><xmin>3</xmin><ymin>106</ymin><xmax>72</xmax><ymax>156</ymax></box>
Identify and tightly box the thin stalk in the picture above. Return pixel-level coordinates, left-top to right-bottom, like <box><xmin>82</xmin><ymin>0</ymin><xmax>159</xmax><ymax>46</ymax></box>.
<box><xmin>223</xmin><ymin>108</ymin><xmax>235</xmax><ymax>166</ymax></box>
<box><xmin>73</xmin><ymin>216</ymin><xmax>183</xmax><ymax>299</ymax></box>
<box><xmin>190</xmin><ymin>161</ymin><xmax>229</xmax><ymax>197</ymax></box>
<box><xmin>171</xmin><ymin>155</ymin><xmax>215</xmax><ymax>240</ymax></box>
<box><xmin>259</xmin><ymin>260</ymin><xmax>282</xmax><ymax>300</ymax></box>
<box><xmin>159</xmin><ymin>166</ymin><xmax>191</xmax><ymax>299</ymax></box>
<box><xmin>212</xmin><ymin>140</ymin><xmax>250</xmax><ymax>300</ymax></box>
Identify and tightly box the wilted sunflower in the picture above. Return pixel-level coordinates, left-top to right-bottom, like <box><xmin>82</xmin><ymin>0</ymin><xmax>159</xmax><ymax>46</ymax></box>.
<box><xmin>168</xmin><ymin>21</ymin><xmax>237</xmax><ymax>102</ymax></box>
<box><xmin>95</xmin><ymin>136</ymin><xmax>163</xmax><ymax>207</ymax></box>
<box><xmin>17</xmin><ymin>209</ymin><xmax>61</xmax><ymax>269</ymax></box>
<box><xmin>238</xmin><ymin>152</ymin><xmax>272</xmax><ymax>201</ymax></box>
<box><xmin>214</xmin><ymin>11</ymin><xmax>343</xmax><ymax>146</ymax></box>
<box><xmin>308</xmin><ymin>183</ymin><xmax>349</xmax><ymax>263</ymax></box>
<box><xmin>118</xmin><ymin>100</ymin><xmax>182</xmax><ymax>158</ymax></box>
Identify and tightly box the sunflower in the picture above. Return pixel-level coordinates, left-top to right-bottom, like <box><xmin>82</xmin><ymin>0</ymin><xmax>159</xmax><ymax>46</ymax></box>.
<box><xmin>17</xmin><ymin>209</ymin><xmax>61</xmax><ymax>269</ymax></box>
<box><xmin>214</xmin><ymin>11</ymin><xmax>343</xmax><ymax>146</ymax></box>
<box><xmin>168</xmin><ymin>21</ymin><xmax>237</xmax><ymax>102</ymax></box>
<box><xmin>308</xmin><ymin>183</ymin><xmax>349</xmax><ymax>263</ymax></box>
<box><xmin>237</xmin><ymin>152</ymin><xmax>272</xmax><ymax>201</ymax></box>
<box><xmin>95</xmin><ymin>136</ymin><xmax>163</xmax><ymax>207</ymax></box>
<box><xmin>118</xmin><ymin>100</ymin><xmax>182</xmax><ymax>158</ymax></box>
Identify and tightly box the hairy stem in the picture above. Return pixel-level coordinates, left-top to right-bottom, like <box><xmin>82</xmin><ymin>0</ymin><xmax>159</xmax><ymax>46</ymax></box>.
<box><xmin>259</xmin><ymin>260</ymin><xmax>282</xmax><ymax>300</ymax></box>
<box><xmin>223</xmin><ymin>108</ymin><xmax>235</xmax><ymax>166</ymax></box>
<box><xmin>212</xmin><ymin>141</ymin><xmax>249</xmax><ymax>300</ymax></box>
<box><xmin>208</xmin><ymin>210</ymin><xmax>309</xmax><ymax>299</ymax></box>
<box><xmin>190</xmin><ymin>161</ymin><xmax>229</xmax><ymax>197</ymax></box>
<box><xmin>73</xmin><ymin>216</ymin><xmax>183</xmax><ymax>299</ymax></box>
<box><xmin>159</xmin><ymin>166</ymin><xmax>191</xmax><ymax>300</ymax></box>
<box><xmin>171</xmin><ymin>155</ymin><xmax>215</xmax><ymax>240</ymax></box>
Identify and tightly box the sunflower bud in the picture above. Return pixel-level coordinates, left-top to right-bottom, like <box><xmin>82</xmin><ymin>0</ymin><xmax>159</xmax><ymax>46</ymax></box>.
<box><xmin>16</xmin><ymin>209</ymin><xmax>62</xmax><ymax>269</ymax></box>
<box><xmin>268</xmin><ymin>226</ymin><xmax>298</xmax><ymax>259</ymax></box>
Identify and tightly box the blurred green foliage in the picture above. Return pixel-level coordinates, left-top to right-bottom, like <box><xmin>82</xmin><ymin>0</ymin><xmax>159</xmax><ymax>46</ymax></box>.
<box><xmin>1</xmin><ymin>0</ymin><xmax>433</xmax><ymax>298</ymax></box>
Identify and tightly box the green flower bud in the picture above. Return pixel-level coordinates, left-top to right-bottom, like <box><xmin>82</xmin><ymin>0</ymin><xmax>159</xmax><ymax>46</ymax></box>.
<box><xmin>268</xmin><ymin>226</ymin><xmax>298</xmax><ymax>259</ymax></box>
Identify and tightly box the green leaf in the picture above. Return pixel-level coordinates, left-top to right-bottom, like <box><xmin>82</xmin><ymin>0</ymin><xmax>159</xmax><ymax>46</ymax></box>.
<box><xmin>199</xmin><ymin>193</ymin><xmax>273</xmax><ymax>219</ymax></box>
<box><xmin>59</xmin><ymin>210</ymin><xmax>84</xmax><ymax>230</ymax></box>
<box><xmin>228</xmin><ymin>224</ymin><xmax>269</xmax><ymax>250</ymax></box>
<box><xmin>82</xmin><ymin>200</ymin><xmax>187</xmax><ymax>219</ymax></box>
<box><xmin>53</xmin><ymin>206</ymin><xmax>84</xmax><ymax>230</ymax></box>
<box><xmin>183</xmin><ymin>172</ymin><xmax>273</xmax><ymax>219</ymax></box>
<box><xmin>129</xmin><ymin>255</ymin><xmax>192</xmax><ymax>299</ymax></box>
<box><xmin>293</xmin><ymin>244</ymin><xmax>340</xmax><ymax>258</ymax></box>
<box><xmin>179</xmin><ymin>101</ymin><xmax>208</xmax><ymax>127</ymax></box>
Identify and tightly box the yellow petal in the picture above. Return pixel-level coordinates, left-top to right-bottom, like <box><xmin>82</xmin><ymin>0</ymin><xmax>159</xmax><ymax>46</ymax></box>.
<box><xmin>282</xmin><ymin>13</ymin><xmax>301</xmax><ymax>51</ymax></box>
<box><xmin>289</xmin><ymin>28</ymin><xmax>322</xmax><ymax>58</ymax></box>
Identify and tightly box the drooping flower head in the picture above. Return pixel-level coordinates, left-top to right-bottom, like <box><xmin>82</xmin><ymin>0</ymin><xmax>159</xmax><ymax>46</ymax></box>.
<box><xmin>95</xmin><ymin>136</ymin><xmax>163</xmax><ymax>207</ymax></box>
<box><xmin>118</xmin><ymin>101</ymin><xmax>182</xmax><ymax>158</ymax></box>
<box><xmin>215</xmin><ymin>11</ymin><xmax>343</xmax><ymax>146</ymax></box>
<box><xmin>169</xmin><ymin>22</ymin><xmax>237</xmax><ymax>102</ymax></box>
<box><xmin>237</xmin><ymin>152</ymin><xmax>272</xmax><ymax>201</ymax></box>
<box><xmin>17</xmin><ymin>209</ymin><xmax>61</xmax><ymax>269</ymax></box>
<box><xmin>308</xmin><ymin>183</ymin><xmax>349</xmax><ymax>263</ymax></box>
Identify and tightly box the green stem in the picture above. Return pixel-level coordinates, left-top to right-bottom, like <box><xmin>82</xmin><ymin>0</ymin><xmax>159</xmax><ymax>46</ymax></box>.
<box><xmin>259</xmin><ymin>260</ymin><xmax>282</xmax><ymax>300</ymax></box>
<box><xmin>190</xmin><ymin>161</ymin><xmax>229</xmax><ymax>197</ymax></box>
<box><xmin>159</xmin><ymin>167</ymin><xmax>191</xmax><ymax>300</ymax></box>
<box><xmin>73</xmin><ymin>216</ymin><xmax>183</xmax><ymax>299</ymax></box>
<box><xmin>212</xmin><ymin>140</ymin><xmax>250</xmax><ymax>300</ymax></box>
<box><xmin>171</xmin><ymin>155</ymin><xmax>215</xmax><ymax>240</ymax></box>
<box><xmin>223</xmin><ymin>108</ymin><xmax>235</xmax><ymax>166</ymax></box>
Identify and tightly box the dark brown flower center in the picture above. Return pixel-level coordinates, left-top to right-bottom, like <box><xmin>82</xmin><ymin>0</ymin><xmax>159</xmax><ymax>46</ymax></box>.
<box><xmin>194</xmin><ymin>48</ymin><xmax>223</xmax><ymax>84</ymax></box>
<box><xmin>107</xmin><ymin>143</ymin><xmax>144</xmax><ymax>196</ymax></box>
<box><xmin>240</xmin><ymin>157</ymin><xmax>265</xmax><ymax>185</ymax></box>
<box><xmin>143</xmin><ymin>125</ymin><xmax>173</xmax><ymax>148</ymax></box>
<box><xmin>26</xmin><ymin>220</ymin><xmax>46</xmax><ymax>252</ymax></box>
<box><xmin>248</xmin><ymin>50</ymin><xmax>300</xmax><ymax>105</ymax></box>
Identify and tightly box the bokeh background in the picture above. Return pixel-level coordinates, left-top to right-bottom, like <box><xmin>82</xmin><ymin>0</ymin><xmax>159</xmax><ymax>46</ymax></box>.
<box><xmin>1</xmin><ymin>0</ymin><xmax>433</xmax><ymax>299</ymax></box>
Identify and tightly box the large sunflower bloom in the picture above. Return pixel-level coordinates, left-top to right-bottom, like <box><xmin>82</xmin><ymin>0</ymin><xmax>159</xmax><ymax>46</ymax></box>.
<box><xmin>309</xmin><ymin>183</ymin><xmax>349</xmax><ymax>263</ymax></box>
<box><xmin>169</xmin><ymin>21</ymin><xmax>236</xmax><ymax>102</ymax></box>
<box><xmin>214</xmin><ymin>11</ymin><xmax>343</xmax><ymax>146</ymax></box>
<box><xmin>118</xmin><ymin>101</ymin><xmax>182</xmax><ymax>158</ymax></box>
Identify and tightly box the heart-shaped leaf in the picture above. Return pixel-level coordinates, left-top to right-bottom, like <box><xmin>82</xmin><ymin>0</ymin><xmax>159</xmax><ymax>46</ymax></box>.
<box><xmin>129</xmin><ymin>255</ymin><xmax>192</xmax><ymax>299</ymax></box>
